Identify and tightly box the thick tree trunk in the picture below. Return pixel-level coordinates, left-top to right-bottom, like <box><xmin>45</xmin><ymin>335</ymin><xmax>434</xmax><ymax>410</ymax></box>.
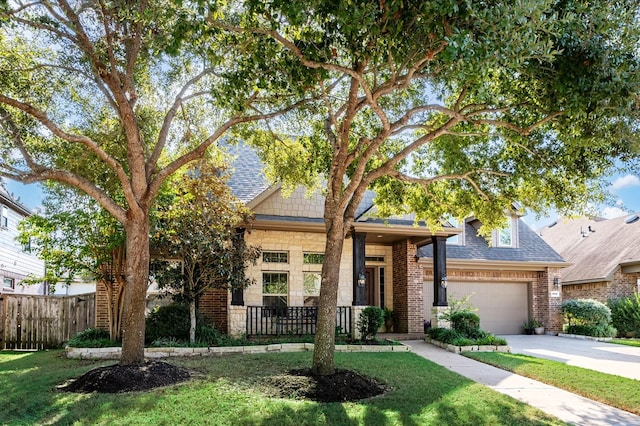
<box><xmin>120</xmin><ymin>216</ymin><xmax>150</xmax><ymax>365</ymax></box>
<box><xmin>312</xmin><ymin>219</ymin><xmax>346</xmax><ymax>375</ymax></box>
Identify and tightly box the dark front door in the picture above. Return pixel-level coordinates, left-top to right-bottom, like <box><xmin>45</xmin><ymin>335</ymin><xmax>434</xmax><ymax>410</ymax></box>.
<box><xmin>365</xmin><ymin>267</ymin><xmax>376</xmax><ymax>306</ymax></box>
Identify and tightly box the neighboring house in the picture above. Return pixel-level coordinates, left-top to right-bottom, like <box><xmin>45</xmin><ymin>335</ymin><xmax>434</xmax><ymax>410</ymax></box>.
<box><xmin>539</xmin><ymin>214</ymin><xmax>640</xmax><ymax>303</ymax></box>
<box><xmin>0</xmin><ymin>181</ymin><xmax>46</xmax><ymax>295</ymax></box>
<box><xmin>193</xmin><ymin>144</ymin><xmax>568</xmax><ymax>336</ymax></box>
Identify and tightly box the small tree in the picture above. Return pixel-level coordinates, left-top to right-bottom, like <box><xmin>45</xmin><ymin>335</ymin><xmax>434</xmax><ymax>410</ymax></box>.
<box><xmin>356</xmin><ymin>306</ymin><xmax>385</xmax><ymax>341</ymax></box>
<box><xmin>152</xmin><ymin>158</ymin><xmax>260</xmax><ymax>343</ymax></box>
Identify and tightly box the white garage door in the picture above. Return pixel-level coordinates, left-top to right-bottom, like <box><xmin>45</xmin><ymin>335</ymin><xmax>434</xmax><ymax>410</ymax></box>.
<box><xmin>425</xmin><ymin>281</ymin><xmax>529</xmax><ymax>335</ymax></box>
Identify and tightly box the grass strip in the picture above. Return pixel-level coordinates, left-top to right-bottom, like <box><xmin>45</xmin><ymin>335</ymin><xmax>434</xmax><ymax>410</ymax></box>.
<box><xmin>610</xmin><ymin>339</ymin><xmax>640</xmax><ymax>348</ymax></box>
<box><xmin>0</xmin><ymin>349</ymin><xmax>564</xmax><ymax>425</ymax></box>
<box><xmin>464</xmin><ymin>352</ymin><xmax>640</xmax><ymax>415</ymax></box>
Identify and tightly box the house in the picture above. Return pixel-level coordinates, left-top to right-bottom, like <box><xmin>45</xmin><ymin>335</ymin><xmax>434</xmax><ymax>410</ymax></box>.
<box><xmin>192</xmin><ymin>144</ymin><xmax>568</xmax><ymax>336</ymax></box>
<box><xmin>0</xmin><ymin>181</ymin><xmax>46</xmax><ymax>295</ymax></box>
<box><xmin>539</xmin><ymin>214</ymin><xmax>640</xmax><ymax>303</ymax></box>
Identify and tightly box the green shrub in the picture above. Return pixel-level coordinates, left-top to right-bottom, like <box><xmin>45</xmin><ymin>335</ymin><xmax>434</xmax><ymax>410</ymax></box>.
<box><xmin>67</xmin><ymin>327</ymin><xmax>120</xmax><ymax>348</ymax></box>
<box><xmin>145</xmin><ymin>303</ymin><xmax>214</xmax><ymax>344</ymax></box>
<box><xmin>450</xmin><ymin>311</ymin><xmax>480</xmax><ymax>333</ymax></box>
<box><xmin>427</xmin><ymin>327</ymin><xmax>464</xmax><ymax>343</ymax></box>
<box><xmin>356</xmin><ymin>306</ymin><xmax>385</xmax><ymax>340</ymax></box>
<box><xmin>562</xmin><ymin>299</ymin><xmax>617</xmax><ymax>337</ymax></box>
<box><xmin>608</xmin><ymin>295</ymin><xmax>640</xmax><ymax>337</ymax></box>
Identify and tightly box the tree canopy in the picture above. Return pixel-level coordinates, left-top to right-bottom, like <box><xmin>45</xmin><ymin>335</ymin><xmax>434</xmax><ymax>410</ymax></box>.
<box><xmin>214</xmin><ymin>0</ymin><xmax>640</xmax><ymax>374</ymax></box>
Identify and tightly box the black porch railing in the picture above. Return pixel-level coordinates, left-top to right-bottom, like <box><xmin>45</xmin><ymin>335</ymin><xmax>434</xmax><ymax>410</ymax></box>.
<box><xmin>246</xmin><ymin>306</ymin><xmax>352</xmax><ymax>336</ymax></box>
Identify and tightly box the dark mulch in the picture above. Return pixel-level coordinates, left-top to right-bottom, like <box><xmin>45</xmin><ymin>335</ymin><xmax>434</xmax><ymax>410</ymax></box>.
<box><xmin>58</xmin><ymin>361</ymin><xmax>190</xmax><ymax>393</ymax></box>
<box><xmin>262</xmin><ymin>368</ymin><xmax>389</xmax><ymax>402</ymax></box>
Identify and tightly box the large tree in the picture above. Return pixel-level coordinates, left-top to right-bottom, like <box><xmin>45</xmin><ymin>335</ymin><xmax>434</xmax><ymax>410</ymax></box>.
<box><xmin>0</xmin><ymin>1</ymin><xmax>304</xmax><ymax>365</ymax></box>
<box><xmin>217</xmin><ymin>0</ymin><xmax>640</xmax><ymax>374</ymax></box>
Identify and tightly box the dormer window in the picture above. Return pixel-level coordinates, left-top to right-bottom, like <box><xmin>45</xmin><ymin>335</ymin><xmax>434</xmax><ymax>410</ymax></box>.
<box><xmin>446</xmin><ymin>217</ymin><xmax>464</xmax><ymax>245</ymax></box>
<box><xmin>496</xmin><ymin>217</ymin><xmax>517</xmax><ymax>247</ymax></box>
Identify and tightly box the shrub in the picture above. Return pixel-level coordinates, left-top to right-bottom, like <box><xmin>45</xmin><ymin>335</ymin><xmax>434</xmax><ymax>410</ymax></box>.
<box><xmin>427</xmin><ymin>327</ymin><xmax>463</xmax><ymax>343</ymax></box>
<box><xmin>608</xmin><ymin>294</ymin><xmax>640</xmax><ymax>337</ymax></box>
<box><xmin>145</xmin><ymin>303</ymin><xmax>213</xmax><ymax>344</ymax></box>
<box><xmin>67</xmin><ymin>327</ymin><xmax>119</xmax><ymax>348</ymax></box>
<box><xmin>450</xmin><ymin>311</ymin><xmax>481</xmax><ymax>336</ymax></box>
<box><xmin>562</xmin><ymin>299</ymin><xmax>616</xmax><ymax>337</ymax></box>
<box><xmin>356</xmin><ymin>306</ymin><xmax>385</xmax><ymax>340</ymax></box>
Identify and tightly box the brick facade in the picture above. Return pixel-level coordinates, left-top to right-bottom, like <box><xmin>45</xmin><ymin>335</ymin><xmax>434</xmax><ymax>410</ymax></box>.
<box><xmin>392</xmin><ymin>239</ymin><xmax>423</xmax><ymax>333</ymax></box>
<box><xmin>199</xmin><ymin>288</ymin><xmax>229</xmax><ymax>333</ymax></box>
<box><xmin>533</xmin><ymin>268</ymin><xmax>563</xmax><ymax>333</ymax></box>
<box><xmin>562</xmin><ymin>267</ymin><xmax>639</xmax><ymax>303</ymax></box>
<box><xmin>95</xmin><ymin>279</ymin><xmax>122</xmax><ymax>332</ymax></box>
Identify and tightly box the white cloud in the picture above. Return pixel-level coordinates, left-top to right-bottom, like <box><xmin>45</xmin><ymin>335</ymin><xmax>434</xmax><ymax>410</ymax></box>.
<box><xmin>610</xmin><ymin>174</ymin><xmax>640</xmax><ymax>191</ymax></box>
<box><xmin>601</xmin><ymin>206</ymin><xmax>628</xmax><ymax>219</ymax></box>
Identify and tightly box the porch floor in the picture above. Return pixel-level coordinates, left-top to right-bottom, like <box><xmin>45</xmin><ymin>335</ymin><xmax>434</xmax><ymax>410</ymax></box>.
<box><xmin>378</xmin><ymin>332</ymin><xmax>425</xmax><ymax>341</ymax></box>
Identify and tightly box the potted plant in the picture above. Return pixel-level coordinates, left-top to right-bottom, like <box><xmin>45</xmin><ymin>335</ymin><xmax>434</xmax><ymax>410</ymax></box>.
<box><xmin>532</xmin><ymin>319</ymin><xmax>545</xmax><ymax>335</ymax></box>
<box><xmin>523</xmin><ymin>320</ymin><xmax>534</xmax><ymax>335</ymax></box>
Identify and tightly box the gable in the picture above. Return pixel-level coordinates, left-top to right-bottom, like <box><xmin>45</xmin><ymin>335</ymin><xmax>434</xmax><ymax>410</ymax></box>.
<box><xmin>252</xmin><ymin>186</ymin><xmax>325</xmax><ymax>219</ymax></box>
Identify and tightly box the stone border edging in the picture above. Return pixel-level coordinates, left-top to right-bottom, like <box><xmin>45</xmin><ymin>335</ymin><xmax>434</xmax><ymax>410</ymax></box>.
<box><xmin>558</xmin><ymin>333</ymin><xmax>613</xmax><ymax>342</ymax></box>
<box><xmin>425</xmin><ymin>337</ymin><xmax>511</xmax><ymax>354</ymax></box>
<box><xmin>65</xmin><ymin>341</ymin><xmax>412</xmax><ymax>360</ymax></box>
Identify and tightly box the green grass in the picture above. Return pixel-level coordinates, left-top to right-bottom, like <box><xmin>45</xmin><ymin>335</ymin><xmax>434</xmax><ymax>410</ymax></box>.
<box><xmin>464</xmin><ymin>352</ymin><xmax>640</xmax><ymax>416</ymax></box>
<box><xmin>0</xmin><ymin>350</ymin><xmax>564</xmax><ymax>425</ymax></box>
<box><xmin>610</xmin><ymin>338</ymin><xmax>640</xmax><ymax>348</ymax></box>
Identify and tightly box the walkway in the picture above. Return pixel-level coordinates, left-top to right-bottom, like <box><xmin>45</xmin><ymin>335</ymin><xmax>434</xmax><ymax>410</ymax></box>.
<box><xmin>403</xmin><ymin>340</ymin><xmax>640</xmax><ymax>426</ymax></box>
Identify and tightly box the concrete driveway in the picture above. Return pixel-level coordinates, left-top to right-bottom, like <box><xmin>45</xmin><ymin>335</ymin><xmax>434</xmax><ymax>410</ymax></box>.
<box><xmin>504</xmin><ymin>334</ymin><xmax>640</xmax><ymax>381</ymax></box>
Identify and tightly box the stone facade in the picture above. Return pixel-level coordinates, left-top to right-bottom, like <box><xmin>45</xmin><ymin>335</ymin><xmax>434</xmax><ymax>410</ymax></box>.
<box><xmin>253</xmin><ymin>186</ymin><xmax>325</xmax><ymax>218</ymax></box>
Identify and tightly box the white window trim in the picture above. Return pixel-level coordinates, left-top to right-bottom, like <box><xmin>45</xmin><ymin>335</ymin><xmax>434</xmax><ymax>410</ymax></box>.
<box><xmin>1</xmin><ymin>205</ymin><xmax>8</xmax><ymax>229</ymax></box>
<box><xmin>494</xmin><ymin>217</ymin><xmax>517</xmax><ymax>248</ymax></box>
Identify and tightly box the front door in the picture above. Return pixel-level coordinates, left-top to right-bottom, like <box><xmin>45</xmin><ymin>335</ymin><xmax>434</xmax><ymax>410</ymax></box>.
<box><xmin>365</xmin><ymin>267</ymin><xmax>376</xmax><ymax>306</ymax></box>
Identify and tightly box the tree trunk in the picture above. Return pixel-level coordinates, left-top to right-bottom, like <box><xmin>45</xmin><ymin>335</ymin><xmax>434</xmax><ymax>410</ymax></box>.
<box><xmin>312</xmin><ymin>219</ymin><xmax>346</xmax><ymax>375</ymax></box>
<box><xmin>120</xmin><ymin>216</ymin><xmax>150</xmax><ymax>365</ymax></box>
<box><xmin>189</xmin><ymin>298</ymin><xmax>196</xmax><ymax>344</ymax></box>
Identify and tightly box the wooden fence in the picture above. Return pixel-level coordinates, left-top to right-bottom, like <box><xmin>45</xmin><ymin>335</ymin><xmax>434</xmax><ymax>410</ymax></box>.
<box><xmin>0</xmin><ymin>293</ymin><xmax>95</xmax><ymax>350</ymax></box>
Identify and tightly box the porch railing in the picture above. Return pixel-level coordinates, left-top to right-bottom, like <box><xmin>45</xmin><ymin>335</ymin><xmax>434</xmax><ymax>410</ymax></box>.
<box><xmin>246</xmin><ymin>306</ymin><xmax>352</xmax><ymax>336</ymax></box>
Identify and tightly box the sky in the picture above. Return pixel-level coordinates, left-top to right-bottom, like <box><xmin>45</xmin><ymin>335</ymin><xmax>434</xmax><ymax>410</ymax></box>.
<box><xmin>4</xmin><ymin>169</ymin><xmax>640</xmax><ymax>232</ymax></box>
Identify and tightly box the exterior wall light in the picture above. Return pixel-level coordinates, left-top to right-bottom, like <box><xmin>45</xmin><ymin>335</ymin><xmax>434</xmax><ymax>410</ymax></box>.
<box><xmin>553</xmin><ymin>277</ymin><xmax>561</xmax><ymax>287</ymax></box>
<box><xmin>440</xmin><ymin>275</ymin><xmax>448</xmax><ymax>288</ymax></box>
<box><xmin>357</xmin><ymin>271</ymin><xmax>366</xmax><ymax>287</ymax></box>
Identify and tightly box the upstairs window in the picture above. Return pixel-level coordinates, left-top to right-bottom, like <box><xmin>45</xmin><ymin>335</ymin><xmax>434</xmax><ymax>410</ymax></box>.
<box><xmin>262</xmin><ymin>251</ymin><xmax>289</xmax><ymax>264</ymax></box>
<box><xmin>497</xmin><ymin>218</ymin><xmax>515</xmax><ymax>247</ymax></box>
<box><xmin>446</xmin><ymin>217</ymin><xmax>464</xmax><ymax>245</ymax></box>
<box><xmin>1</xmin><ymin>205</ymin><xmax>8</xmax><ymax>228</ymax></box>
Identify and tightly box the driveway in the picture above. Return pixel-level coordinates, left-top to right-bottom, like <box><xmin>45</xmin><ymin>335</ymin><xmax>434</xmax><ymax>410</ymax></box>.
<box><xmin>504</xmin><ymin>334</ymin><xmax>640</xmax><ymax>381</ymax></box>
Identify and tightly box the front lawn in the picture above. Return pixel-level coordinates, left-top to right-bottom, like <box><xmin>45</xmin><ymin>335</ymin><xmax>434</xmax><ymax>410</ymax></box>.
<box><xmin>0</xmin><ymin>350</ymin><xmax>563</xmax><ymax>425</ymax></box>
<box><xmin>465</xmin><ymin>352</ymin><xmax>640</xmax><ymax>415</ymax></box>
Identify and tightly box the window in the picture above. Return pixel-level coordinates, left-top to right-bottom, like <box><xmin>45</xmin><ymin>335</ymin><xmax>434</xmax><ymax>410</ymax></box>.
<box><xmin>262</xmin><ymin>251</ymin><xmax>289</xmax><ymax>263</ymax></box>
<box><xmin>303</xmin><ymin>272</ymin><xmax>321</xmax><ymax>306</ymax></box>
<box><xmin>262</xmin><ymin>272</ymin><xmax>288</xmax><ymax>308</ymax></box>
<box><xmin>22</xmin><ymin>236</ymin><xmax>32</xmax><ymax>253</ymax></box>
<box><xmin>446</xmin><ymin>217</ymin><xmax>463</xmax><ymax>245</ymax></box>
<box><xmin>497</xmin><ymin>219</ymin><xmax>514</xmax><ymax>247</ymax></box>
<box><xmin>365</xmin><ymin>256</ymin><xmax>385</xmax><ymax>263</ymax></box>
<box><xmin>3</xmin><ymin>277</ymin><xmax>15</xmax><ymax>289</ymax></box>
<box><xmin>1</xmin><ymin>205</ymin><xmax>8</xmax><ymax>228</ymax></box>
<box><xmin>379</xmin><ymin>268</ymin><xmax>385</xmax><ymax>309</ymax></box>
<box><xmin>303</xmin><ymin>253</ymin><xmax>324</xmax><ymax>264</ymax></box>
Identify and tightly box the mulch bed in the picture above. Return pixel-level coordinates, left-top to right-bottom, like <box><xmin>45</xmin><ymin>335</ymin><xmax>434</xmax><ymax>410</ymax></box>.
<box><xmin>58</xmin><ymin>361</ymin><xmax>190</xmax><ymax>393</ymax></box>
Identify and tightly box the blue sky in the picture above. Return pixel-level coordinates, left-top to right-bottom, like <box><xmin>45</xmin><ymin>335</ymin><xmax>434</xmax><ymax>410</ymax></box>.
<box><xmin>4</xmin><ymin>171</ymin><xmax>640</xmax><ymax>232</ymax></box>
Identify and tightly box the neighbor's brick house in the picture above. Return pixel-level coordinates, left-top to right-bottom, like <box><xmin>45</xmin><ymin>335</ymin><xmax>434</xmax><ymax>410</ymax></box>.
<box><xmin>539</xmin><ymin>215</ymin><xmax>640</xmax><ymax>303</ymax></box>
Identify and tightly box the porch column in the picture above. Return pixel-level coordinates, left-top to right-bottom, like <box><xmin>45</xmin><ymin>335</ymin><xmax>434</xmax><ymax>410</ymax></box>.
<box><xmin>231</xmin><ymin>228</ymin><xmax>245</xmax><ymax>306</ymax></box>
<box><xmin>433</xmin><ymin>236</ymin><xmax>448</xmax><ymax>307</ymax></box>
<box><xmin>392</xmin><ymin>239</ymin><xmax>423</xmax><ymax>333</ymax></box>
<box><xmin>352</xmin><ymin>231</ymin><xmax>367</xmax><ymax>305</ymax></box>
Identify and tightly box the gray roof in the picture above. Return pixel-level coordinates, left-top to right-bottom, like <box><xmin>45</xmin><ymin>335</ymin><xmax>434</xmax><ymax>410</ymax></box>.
<box><xmin>539</xmin><ymin>214</ymin><xmax>640</xmax><ymax>283</ymax></box>
<box><xmin>224</xmin><ymin>142</ymin><xmax>272</xmax><ymax>203</ymax></box>
<box><xmin>418</xmin><ymin>219</ymin><xmax>565</xmax><ymax>263</ymax></box>
<box><xmin>0</xmin><ymin>180</ymin><xmax>31</xmax><ymax>216</ymax></box>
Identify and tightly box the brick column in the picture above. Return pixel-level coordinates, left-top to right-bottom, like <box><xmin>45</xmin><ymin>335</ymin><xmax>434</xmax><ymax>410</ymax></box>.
<box><xmin>533</xmin><ymin>267</ymin><xmax>563</xmax><ymax>334</ymax></box>
<box><xmin>199</xmin><ymin>288</ymin><xmax>229</xmax><ymax>334</ymax></box>
<box><xmin>392</xmin><ymin>239</ymin><xmax>424</xmax><ymax>333</ymax></box>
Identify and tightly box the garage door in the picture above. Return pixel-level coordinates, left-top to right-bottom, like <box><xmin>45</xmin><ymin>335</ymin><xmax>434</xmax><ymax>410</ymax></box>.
<box><xmin>424</xmin><ymin>281</ymin><xmax>529</xmax><ymax>335</ymax></box>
